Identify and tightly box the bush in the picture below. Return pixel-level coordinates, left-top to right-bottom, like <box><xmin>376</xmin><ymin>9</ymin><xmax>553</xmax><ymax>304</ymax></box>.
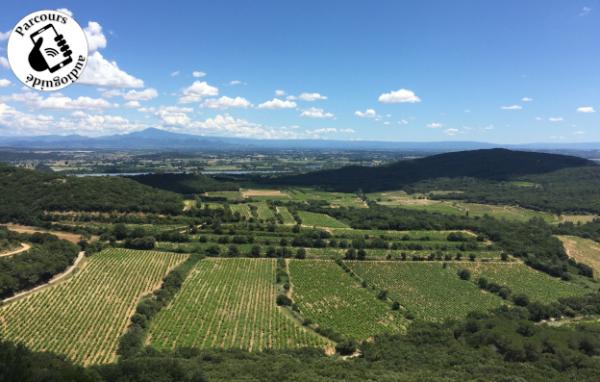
<box><xmin>457</xmin><ymin>269</ymin><xmax>471</xmax><ymax>281</ymax></box>
<box><xmin>276</xmin><ymin>294</ymin><xmax>292</xmax><ymax>306</ymax></box>
<box><xmin>335</xmin><ymin>340</ymin><xmax>357</xmax><ymax>355</ymax></box>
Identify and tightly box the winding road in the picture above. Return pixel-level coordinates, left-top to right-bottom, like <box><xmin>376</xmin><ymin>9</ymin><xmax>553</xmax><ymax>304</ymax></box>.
<box><xmin>0</xmin><ymin>243</ymin><xmax>31</xmax><ymax>258</ymax></box>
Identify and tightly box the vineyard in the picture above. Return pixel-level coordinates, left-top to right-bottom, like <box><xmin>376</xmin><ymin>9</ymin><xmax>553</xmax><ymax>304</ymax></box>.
<box><xmin>347</xmin><ymin>261</ymin><xmax>504</xmax><ymax>321</ymax></box>
<box><xmin>0</xmin><ymin>248</ymin><xmax>186</xmax><ymax>365</ymax></box>
<box><xmin>288</xmin><ymin>260</ymin><xmax>406</xmax><ymax>338</ymax></box>
<box><xmin>297</xmin><ymin>211</ymin><xmax>349</xmax><ymax>228</ymax></box>
<box><xmin>448</xmin><ymin>262</ymin><xmax>591</xmax><ymax>303</ymax></box>
<box><xmin>148</xmin><ymin>258</ymin><xmax>330</xmax><ymax>351</ymax></box>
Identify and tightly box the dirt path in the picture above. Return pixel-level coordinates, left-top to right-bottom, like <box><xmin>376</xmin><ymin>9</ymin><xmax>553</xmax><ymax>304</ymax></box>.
<box><xmin>0</xmin><ymin>243</ymin><xmax>31</xmax><ymax>258</ymax></box>
<box><xmin>3</xmin><ymin>224</ymin><xmax>84</xmax><ymax>244</ymax></box>
<box><xmin>2</xmin><ymin>251</ymin><xmax>86</xmax><ymax>304</ymax></box>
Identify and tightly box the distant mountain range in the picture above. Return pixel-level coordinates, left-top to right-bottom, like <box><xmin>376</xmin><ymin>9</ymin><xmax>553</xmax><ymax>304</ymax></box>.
<box><xmin>1</xmin><ymin>127</ymin><xmax>600</xmax><ymax>152</ymax></box>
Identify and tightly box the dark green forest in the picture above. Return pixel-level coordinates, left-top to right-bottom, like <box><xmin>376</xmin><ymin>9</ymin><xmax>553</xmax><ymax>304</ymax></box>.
<box><xmin>129</xmin><ymin>173</ymin><xmax>239</xmax><ymax>195</ymax></box>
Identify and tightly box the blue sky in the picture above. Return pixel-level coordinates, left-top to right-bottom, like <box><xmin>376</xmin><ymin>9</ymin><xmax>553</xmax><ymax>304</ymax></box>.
<box><xmin>0</xmin><ymin>1</ymin><xmax>599</xmax><ymax>143</ymax></box>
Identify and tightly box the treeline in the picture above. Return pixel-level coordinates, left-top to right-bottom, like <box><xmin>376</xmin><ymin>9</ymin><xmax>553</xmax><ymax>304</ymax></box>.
<box><xmin>311</xmin><ymin>204</ymin><xmax>589</xmax><ymax>279</ymax></box>
<box><xmin>415</xmin><ymin>166</ymin><xmax>600</xmax><ymax>214</ymax></box>
<box><xmin>129</xmin><ymin>173</ymin><xmax>239</xmax><ymax>195</ymax></box>
<box><xmin>554</xmin><ymin>218</ymin><xmax>600</xmax><ymax>243</ymax></box>
<box><xmin>0</xmin><ymin>231</ymin><xmax>80</xmax><ymax>299</ymax></box>
<box><xmin>0</xmin><ymin>164</ymin><xmax>183</xmax><ymax>224</ymax></box>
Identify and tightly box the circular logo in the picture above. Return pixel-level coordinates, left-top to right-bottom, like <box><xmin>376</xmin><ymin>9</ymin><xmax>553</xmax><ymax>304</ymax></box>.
<box><xmin>7</xmin><ymin>10</ymin><xmax>88</xmax><ymax>91</ymax></box>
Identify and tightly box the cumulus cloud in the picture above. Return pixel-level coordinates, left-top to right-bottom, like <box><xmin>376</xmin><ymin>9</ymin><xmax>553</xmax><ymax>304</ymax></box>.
<box><xmin>548</xmin><ymin>117</ymin><xmax>563</xmax><ymax>122</ymax></box>
<box><xmin>275</xmin><ymin>89</ymin><xmax>286</xmax><ymax>96</ymax></box>
<box><xmin>59</xmin><ymin>111</ymin><xmax>146</xmax><ymax>136</ymax></box>
<box><xmin>56</xmin><ymin>8</ymin><xmax>74</xmax><ymax>17</ymax></box>
<box><xmin>500</xmin><ymin>105</ymin><xmax>522</xmax><ymax>110</ymax></box>
<box><xmin>84</xmin><ymin>21</ymin><xmax>107</xmax><ymax>52</ymax></box>
<box><xmin>123</xmin><ymin>88</ymin><xmax>158</xmax><ymax>101</ymax></box>
<box><xmin>580</xmin><ymin>6</ymin><xmax>592</xmax><ymax>16</ymax></box>
<box><xmin>577</xmin><ymin>106</ymin><xmax>596</xmax><ymax>113</ymax></box>
<box><xmin>2</xmin><ymin>91</ymin><xmax>115</xmax><ymax>110</ymax></box>
<box><xmin>0</xmin><ymin>79</ymin><xmax>10</xmax><ymax>88</ymax></box>
<box><xmin>297</xmin><ymin>92</ymin><xmax>327</xmax><ymax>101</ymax></box>
<box><xmin>0</xmin><ymin>57</ymin><xmax>9</xmax><ymax>69</ymax></box>
<box><xmin>521</xmin><ymin>97</ymin><xmax>533</xmax><ymax>102</ymax></box>
<box><xmin>444</xmin><ymin>128</ymin><xmax>460</xmax><ymax>136</ymax></box>
<box><xmin>124</xmin><ymin>100</ymin><xmax>141</xmax><ymax>108</ymax></box>
<box><xmin>257</xmin><ymin>98</ymin><xmax>296</xmax><ymax>109</ymax></box>
<box><xmin>0</xmin><ymin>31</ymin><xmax>10</xmax><ymax>41</ymax></box>
<box><xmin>229</xmin><ymin>80</ymin><xmax>243</xmax><ymax>86</ymax></box>
<box><xmin>378</xmin><ymin>88</ymin><xmax>421</xmax><ymax>104</ymax></box>
<box><xmin>202</xmin><ymin>96</ymin><xmax>251</xmax><ymax>109</ymax></box>
<box><xmin>427</xmin><ymin>122</ymin><xmax>443</xmax><ymax>128</ymax></box>
<box><xmin>354</xmin><ymin>108</ymin><xmax>377</xmax><ymax>118</ymax></box>
<box><xmin>192</xmin><ymin>71</ymin><xmax>206</xmax><ymax>78</ymax></box>
<box><xmin>80</xmin><ymin>51</ymin><xmax>144</xmax><ymax>88</ymax></box>
<box><xmin>0</xmin><ymin>103</ymin><xmax>55</xmax><ymax>136</ymax></box>
<box><xmin>300</xmin><ymin>107</ymin><xmax>334</xmax><ymax>119</ymax></box>
<box><xmin>179</xmin><ymin>81</ymin><xmax>219</xmax><ymax>103</ymax></box>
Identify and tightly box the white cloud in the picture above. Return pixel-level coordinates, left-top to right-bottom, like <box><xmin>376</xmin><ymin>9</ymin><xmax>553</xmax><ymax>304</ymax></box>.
<box><xmin>80</xmin><ymin>51</ymin><xmax>144</xmax><ymax>88</ymax></box>
<box><xmin>171</xmin><ymin>70</ymin><xmax>180</xmax><ymax>77</ymax></box>
<box><xmin>548</xmin><ymin>117</ymin><xmax>563</xmax><ymax>123</ymax></box>
<box><xmin>300</xmin><ymin>107</ymin><xmax>334</xmax><ymax>119</ymax></box>
<box><xmin>354</xmin><ymin>108</ymin><xmax>377</xmax><ymax>118</ymax></box>
<box><xmin>59</xmin><ymin>111</ymin><xmax>146</xmax><ymax>136</ymax></box>
<box><xmin>275</xmin><ymin>89</ymin><xmax>286</xmax><ymax>96</ymax></box>
<box><xmin>156</xmin><ymin>106</ymin><xmax>192</xmax><ymax>126</ymax></box>
<box><xmin>398</xmin><ymin>119</ymin><xmax>409</xmax><ymax>125</ymax></box>
<box><xmin>192</xmin><ymin>71</ymin><xmax>206</xmax><ymax>78</ymax></box>
<box><xmin>573</xmin><ymin>130</ymin><xmax>585</xmax><ymax>135</ymax></box>
<box><xmin>84</xmin><ymin>21</ymin><xmax>107</xmax><ymax>52</ymax></box>
<box><xmin>2</xmin><ymin>91</ymin><xmax>115</xmax><ymax>110</ymax></box>
<box><xmin>500</xmin><ymin>105</ymin><xmax>522</xmax><ymax>110</ymax></box>
<box><xmin>0</xmin><ymin>79</ymin><xmax>10</xmax><ymax>88</ymax></box>
<box><xmin>56</xmin><ymin>8</ymin><xmax>74</xmax><ymax>17</ymax></box>
<box><xmin>202</xmin><ymin>96</ymin><xmax>251</xmax><ymax>109</ymax></box>
<box><xmin>179</xmin><ymin>81</ymin><xmax>219</xmax><ymax>103</ymax></box>
<box><xmin>229</xmin><ymin>80</ymin><xmax>243</xmax><ymax>86</ymax></box>
<box><xmin>0</xmin><ymin>31</ymin><xmax>10</xmax><ymax>41</ymax></box>
<box><xmin>427</xmin><ymin>122</ymin><xmax>443</xmax><ymax>128</ymax></box>
<box><xmin>580</xmin><ymin>6</ymin><xmax>592</xmax><ymax>16</ymax></box>
<box><xmin>0</xmin><ymin>57</ymin><xmax>8</xmax><ymax>69</ymax></box>
<box><xmin>521</xmin><ymin>97</ymin><xmax>533</xmax><ymax>102</ymax></box>
<box><xmin>124</xmin><ymin>100</ymin><xmax>141</xmax><ymax>108</ymax></box>
<box><xmin>577</xmin><ymin>106</ymin><xmax>596</xmax><ymax>113</ymax></box>
<box><xmin>378</xmin><ymin>88</ymin><xmax>421</xmax><ymax>104</ymax></box>
<box><xmin>0</xmin><ymin>103</ymin><xmax>55</xmax><ymax>136</ymax></box>
<box><xmin>444</xmin><ymin>128</ymin><xmax>459</xmax><ymax>136</ymax></box>
<box><xmin>297</xmin><ymin>92</ymin><xmax>327</xmax><ymax>101</ymax></box>
<box><xmin>123</xmin><ymin>88</ymin><xmax>158</xmax><ymax>101</ymax></box>
<box><xmin>257</xmin><ymin>98</ymin><xmax>296</xmax><ymax>109</ymax></box>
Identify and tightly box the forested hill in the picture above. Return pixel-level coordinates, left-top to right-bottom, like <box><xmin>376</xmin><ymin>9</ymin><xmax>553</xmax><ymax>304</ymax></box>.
<box><xmin>0</xmin><ymin>164</ymin><xmax>182</xmax><ymax>223</ymax></box>
<box><xmin>270</xmin><ymin>149</ymin><xmax>594</xmax><ymax>192</ymax></box>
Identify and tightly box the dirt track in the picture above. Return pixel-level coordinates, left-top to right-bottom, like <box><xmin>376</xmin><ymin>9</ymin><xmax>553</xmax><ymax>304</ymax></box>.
<box><xmin>0</xmin><ymin>243</ymin><xmax>31</xmax><ymax>258</ymax></box>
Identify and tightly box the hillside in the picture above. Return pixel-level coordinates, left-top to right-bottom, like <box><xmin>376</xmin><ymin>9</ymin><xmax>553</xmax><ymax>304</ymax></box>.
<box><xmin>270</xmin><ymin>149</ymin><xmax>594</xmax><ymax>192</ymax></box>
<box><xmin>128</xmin><ymin>173</ymin><xmax>239</xmax><ymax>195</ymax></box>
<box><xmin>0</xmin><ymin>164</ymin><xmax>183</xmax><ymax>222</ymax></box>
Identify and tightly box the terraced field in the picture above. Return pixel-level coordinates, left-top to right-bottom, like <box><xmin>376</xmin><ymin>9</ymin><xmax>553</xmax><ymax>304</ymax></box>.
<box><xmin>450</xmin><ymin>262</ymin><xmax>591</xmax><ymax>303</ymax></box>
<box><xmin>287</xmin><ymin>188</ymin><xmax>366</xmax><ymax>208</ymax></box>
<box><xmin>289</xmin><ymin>260</ymin><xmax>406</xmax><ymax>338</ymax></box>
<box><xmin>148</xmin><ymin>258</ymin><xmax>330</xmax><ymax>351</ymax></box>
<box><xmin>250</xmin><ymin>202</ymin><xmax>276</xmax><ymax>220</ymax></box>
<box><xmin>0</xmin><ymin>248</ymin><xmax>186</xmax><ymax>365</ymax></box>
<box><xmin>230</xmin><ymin>203</ymin><xmax>252</xmax><ymax>218</ymax></box>
<box><xmin>297</xmin><ymin>211</ymin><xmax>349</xmax><ymax>228</ymax></box>
<box><xmin>276</xmin><ymin>206</ymin><xmax>296</xmax><ymax>224</ymax></box>
<box><xmin>347</xmin><ymin>261</ymin><xmax>504</xmax><ymax>321</ymax></box>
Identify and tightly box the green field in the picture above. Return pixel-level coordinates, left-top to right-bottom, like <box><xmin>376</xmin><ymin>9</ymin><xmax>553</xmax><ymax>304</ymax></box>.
<box><xmin>276</xmin><ymin>206</ymin><xmax>296</xmax><ymax>224</ymax></box>
<box><xmin>347</xmin><ymin>261</ymin><xmax>504</xmax><ymax>321</ymax></box>
<box><xmin>289</xmin><ymin>260</ymin><xmax>406</xmax><ymax>339</ymax></box>
<box><xmin>0</xmin><ymin>248</ymin><xmax>186</xmax><ymax>365</ymax></box>
<box><xmin>230</xmin><ymin>203</ymin><xmax>252</xmax><ymax>218</ymax></box>
<box><xmin>250</xmin><ymin>202</ymin><xmax>276</xmax><ymax>220</ymax></box>
<box><xmin>287</xmin><ymin>188</ymin><xmax>366</xmax><ymax>208</ymax></box>
<box><xmin>297</xmin><ymin>211</ymin><xmax>349</xmax><ymax>228</ymax></box>
<box><xmin>148</xmin><ymin>258</ymin><xmax>330</xmax><ymax>352</ymax></box>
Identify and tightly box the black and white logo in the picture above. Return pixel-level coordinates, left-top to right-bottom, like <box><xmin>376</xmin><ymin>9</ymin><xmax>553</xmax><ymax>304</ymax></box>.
<box><xmin>7</xmin><ymin>10</ymin><xmax>88</xmax><ymax>91</ymax></box>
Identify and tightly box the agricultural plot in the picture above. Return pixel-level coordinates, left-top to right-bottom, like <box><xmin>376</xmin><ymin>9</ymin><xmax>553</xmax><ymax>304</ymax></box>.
<box><xmin>347</xmin><ymin>262</ymin><xmax>503</xmax><ymax>321</ymax></box>
<box><xmin>230</xmin><ymin>203</ymin><xmax>252</xmax><ymax>219</ymax></box>
<box><xmin>289</xmin><ymin>260</ymin><xmax>406</xmax><ymax>339</ymax></box>
<box><xmin>0</xmin><ymin>248</ymin><xmax>186</xmax><ymax>365</ymax></box>
<box><xmin>204</xmin><ymin>191</ymin><xmax>243</xmax><ymax>201</ymax></box>
<box><xmin>287</xmin><ymin>188</ymin><xmax>366</xmax><ymax>208</ymax></box>
<box><xmin>276</xmin><ymin>206</ymin><xmax>296</xmax><ymax>224</ymax></box>
<box><xmin>297</xmin><ymin>211</ymin><xmax>349</xmax><ymax>228</ymax></box>
<box><xmin>250</xmin><ymin>202</ymin><xmax>276</xmax><ymax>220</ymax></box>
<box><xmin>558</xmin><ymin>235</ymin><xmax>600</xmax><ymax>278</ymax></box>
<box><xmin>148</xmin><ymin>258</ymin><xmax>329</xmax><ymax>351</ymax></box>
<box><xmin>449</xmin><ymin>262</ymin><xmax>590</xmax><ymax>303</ymax></box>
<box><xmin>241</xmin><ymin>188</ymin><xmax>290</xmax><ymax>200</ymax></box>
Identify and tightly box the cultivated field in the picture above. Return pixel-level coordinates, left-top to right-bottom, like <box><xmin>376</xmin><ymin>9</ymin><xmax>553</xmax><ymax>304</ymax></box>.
<box><xmin>347</xmin><ymin>261</ymin><xmax>504</xmax><ymax>321</ymax></box>
<box><xmin>449</xmin><ymin>262</ymin><xmax>590</xmax><ymax>303</ymax></box>
<box><xmin>297</xmin><ymin>211</ymin><xmax>349</xmax><ymax>228</ymax></box>
<box><xmin>276</xmin><ymin>206</ymin><xmax>296</xmax><ymax>224</ymax></box>
<box><xmin>289</xmin><ymin>260</ymin><xmax>406</xmax><ymax>338</ymax></box>
<box><xmin>558</xmin><ymin>235</ymin><xmax>600</xmax><ymax>278</ymax></box>
<box><xmin>148</xmin><ymin>258</ymin><xmax>330</xmax><ymax>351</ymax></box>
<box><xmin>0</xmin><ymin>248</ymin><xmax>186</xmax><ymax>365</ymax></box>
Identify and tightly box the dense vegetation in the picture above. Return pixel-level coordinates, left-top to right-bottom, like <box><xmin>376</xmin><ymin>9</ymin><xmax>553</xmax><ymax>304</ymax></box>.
<box><xmin>0</xmin><ymin>164</ymin><xmax>183</xmax><ymax>223</ymax></box>
<box><xmin>0</xmin><ymin>230</ymin><xmax>79</xmax><ymax>299</ymax></box>
<box><xmin>270</xmin><ymin>149</ymin><xmax>593</xmax><ymax>192</ymax></box>
<box><xmin>129</xmin><ymin>173</ymin><xmax>239</xmax><ymax>195</ymax></box>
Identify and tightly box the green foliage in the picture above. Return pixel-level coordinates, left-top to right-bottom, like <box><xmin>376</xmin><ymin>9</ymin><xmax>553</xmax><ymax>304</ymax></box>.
<box><xmin>129</xmin><ymin>173</ymin><xmax>239</xmax><ymax>195</ymax></box>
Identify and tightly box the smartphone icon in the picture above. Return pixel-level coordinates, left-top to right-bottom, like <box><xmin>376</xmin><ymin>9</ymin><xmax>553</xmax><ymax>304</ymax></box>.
<box><xmin>30</xmin><ymin>24</ymin><xmax>73</xmax><ymax>73</ymax></box>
